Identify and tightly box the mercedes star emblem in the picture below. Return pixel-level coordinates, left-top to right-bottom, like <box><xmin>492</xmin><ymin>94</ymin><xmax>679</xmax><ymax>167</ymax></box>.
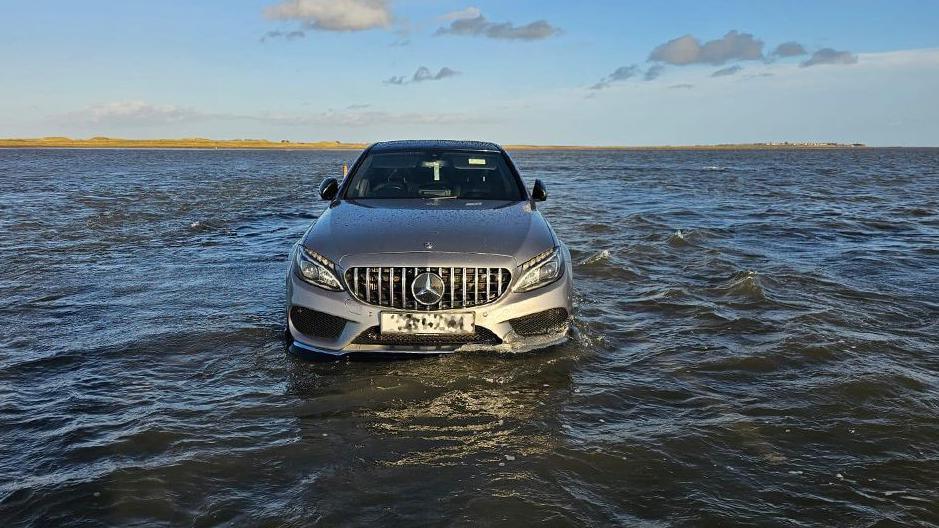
<box><xmin>412</xmin><ymin>272</ymin><xmax>445</xmax><ymax>306</ymax></box>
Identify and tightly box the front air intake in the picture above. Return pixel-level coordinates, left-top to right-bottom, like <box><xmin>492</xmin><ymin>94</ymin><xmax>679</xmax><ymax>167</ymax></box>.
<box><xmin>508</xmin><ymin>308</ymin><xmax>570</xmax><ymax>336</ymax></box>
<box><xmin>289</xmin><ymin>307</ymin><xmax>347</xmax><ymax>340</ymax></box>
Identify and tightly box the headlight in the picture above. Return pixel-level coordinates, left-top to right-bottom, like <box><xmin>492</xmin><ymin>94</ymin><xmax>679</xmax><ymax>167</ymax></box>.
<box><xmin>294</xmin><ymin>246</ymin><xmax>343</xmax><ymax>291</ymax></box>
<box><xmin>514</xmin><ymin>246</ymin><xmax>563</xmax><ymax>293</ymax></box>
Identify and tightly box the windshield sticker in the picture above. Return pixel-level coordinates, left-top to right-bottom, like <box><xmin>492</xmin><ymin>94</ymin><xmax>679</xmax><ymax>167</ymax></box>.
<box><xmin>468</xmin><ymin>158</ymin><xmax>487</xmax><ymax>165</ymax></box>
<box><xmin>421</xmin><ymin>160</ymin><xmax>442</xmax><ymax>180</ymax></box>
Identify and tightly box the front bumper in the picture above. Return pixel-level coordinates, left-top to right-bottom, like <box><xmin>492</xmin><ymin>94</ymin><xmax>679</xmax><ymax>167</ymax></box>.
<box><xmin>285</xmin><ymin>253</ymin><xmax>574</xmax><ymax>357</ymax></box>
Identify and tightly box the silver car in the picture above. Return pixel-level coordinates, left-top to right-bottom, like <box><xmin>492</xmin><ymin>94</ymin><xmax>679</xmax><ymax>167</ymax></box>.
<box><xmin>285</xmin><ymin>140</ymin><xmax>573</xmax><ymax>357</ymax></box>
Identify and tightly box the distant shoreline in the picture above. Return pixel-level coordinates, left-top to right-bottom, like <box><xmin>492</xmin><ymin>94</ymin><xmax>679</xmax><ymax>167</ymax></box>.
<box><xmin>0</xmin><ymin>137</ymin><xmax>879</xmax><ymax>151</ymax></box>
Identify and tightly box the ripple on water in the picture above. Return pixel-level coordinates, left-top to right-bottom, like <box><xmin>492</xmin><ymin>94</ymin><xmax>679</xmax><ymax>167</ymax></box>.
<box><xmin>2</xmin><ymin>148</ymin><xmax>939</xmax><ymax>526</ymax></box>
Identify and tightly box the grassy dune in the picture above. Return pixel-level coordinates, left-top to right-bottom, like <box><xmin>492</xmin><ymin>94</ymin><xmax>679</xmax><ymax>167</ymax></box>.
<box><xmin>0</xmin><ymin>136</ymin><xmax>867</xmax><ymax>151</ymax></box>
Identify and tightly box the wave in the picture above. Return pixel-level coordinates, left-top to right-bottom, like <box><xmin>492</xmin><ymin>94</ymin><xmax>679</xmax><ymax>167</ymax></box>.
<box><xmin>577</xmin><ymin>249</ymin><xmax>610</xmax><ymax>266</ymax></box>
<box><xmin>667</xmin><ymin>229</ymin><xmax>688</xmax><ymax>247</ymax></box>
<box><xmin>718</xmin><ymin>270</ymin><xmax>768</xmax><ymax>301</ymax></box>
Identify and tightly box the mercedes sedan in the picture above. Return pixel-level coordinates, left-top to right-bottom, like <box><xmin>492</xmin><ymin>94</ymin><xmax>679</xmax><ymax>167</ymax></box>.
<box><xmin>285</xmin><ymin>140</ymin><xmax>573</xmax><ymax>357</ymax></box>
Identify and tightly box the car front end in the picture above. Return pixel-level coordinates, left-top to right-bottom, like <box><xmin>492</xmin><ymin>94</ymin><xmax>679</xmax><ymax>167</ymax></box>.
<box><xmin>284</xmin><ymin>140</ymin><xmax>574</xmax><ymax>358</ymax></box>
<box><xmin>286</xmin><ymin>242</ymin><xmax>573</xmax><ymax>357</ymax></box>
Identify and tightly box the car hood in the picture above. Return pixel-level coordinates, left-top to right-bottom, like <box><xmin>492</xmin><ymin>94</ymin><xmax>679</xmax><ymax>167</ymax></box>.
<box><xmin>302</xmin><ymin>199</ymin><xmax>556</xmax><ymax>266</ymax></box>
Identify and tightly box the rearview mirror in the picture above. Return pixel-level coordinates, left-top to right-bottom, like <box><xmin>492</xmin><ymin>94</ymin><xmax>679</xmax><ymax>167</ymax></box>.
<box><xmin>531</xmin><ymin>179</ymin><xmax>547</xmax><ymax>202</ymax></box>
<box><xmin>319</xmin><ymin>177</ymin><xmax>339</xmax><ymax>201</ymax></box>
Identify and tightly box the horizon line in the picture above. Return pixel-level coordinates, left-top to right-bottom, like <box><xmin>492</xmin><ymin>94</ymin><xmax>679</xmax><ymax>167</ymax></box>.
<box><xmin>1</xmin><ymin>136</ymin><xmax>922</xmax><ymax>151</ymax></box>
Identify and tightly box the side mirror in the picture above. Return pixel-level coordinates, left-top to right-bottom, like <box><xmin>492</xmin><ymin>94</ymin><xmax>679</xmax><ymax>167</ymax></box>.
<box><xmin>319</xmin><ymin>177</ymin><xmax>339</xmax><ymax>201</ymax></box>
<box><xmin>531</xmin><ymin>179</ymin><xmax>547</xmax><ymax>202</ymax></box>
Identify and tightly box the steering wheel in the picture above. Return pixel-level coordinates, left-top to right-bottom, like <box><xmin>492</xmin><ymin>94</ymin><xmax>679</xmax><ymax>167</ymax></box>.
<box><xmin>371</xmin><ymin>182</ymin><xmax>407</xmax><ymax>196</ymax></box>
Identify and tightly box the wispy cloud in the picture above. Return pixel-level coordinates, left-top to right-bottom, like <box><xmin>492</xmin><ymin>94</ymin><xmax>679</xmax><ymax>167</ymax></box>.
<box><xmin>57</xmin><ymin>101</ymin><xmax>480</xmax><ymax>128</ymax></box>
<box><xmin>264</xmin><ymin>0</ymin><xmax>392</xmax><ymax>32</ymax></box>
<box><xmin>644</xmin><ymin>64</ymin><xmax>665</xmax><ymax>81</ymax></box>
<box><xmin>590</xmin><ymin>63</ymin><xmax>664</xmax><ymax>90</ymax></box>
<box><xmin>590</xmin><ymin>65</ymin><xmax>639</xmax><ymax>90</ymax></box>
<box><xmin>669</xmin><ymin>83</ymin><xmax>694</xmax><ymax>89</ymax></box>
<box><xmin>434</xmin><ymin>11</ymin><xmax>560</xmax><ymax>40</ymax></box>
<box><xmin>260</xmin><ymin>109</ymin><xmax>480</xmax><ymax>127</ymax></box>
<box><xmin>384</xmin><ymin>66</ymin><xmax>461</xmax><ymax>85</ymax></box>
<box><xmin>62</xmin><ymin>101</ymin><xmax>202</xmax><ymax>125</ymax></box>
<box><xmin>439</xmin><ymin>7</ymin><xmax>481</xmax><ymax>22</ymax></box>
<box><xmin>801</xmin><ymin>48</ymin><xmax>859</xmax><ymax>67</ymax></box>
<box><xmin>711</xmin><ymin>64</ymin><xmax>743</xmax><ymax>77</ymax></box>
<box><xmin>649</xmin><ymin>30</ymin><xmax>764</xmax><ymax>65</ymax></box>
<box><xmin>260</xmin><ymin>29</ymin><xmax>306</xmax><ymax>42</ymax></box>
<box><xmin>413</xmin><ymin>66</ymin><xmax>460</xmax><ymax>82</ymax></box>
<box><xmin>771</xmin><ymin>41</ymin><xmax>807</xmax><ymax>58</ymax></box>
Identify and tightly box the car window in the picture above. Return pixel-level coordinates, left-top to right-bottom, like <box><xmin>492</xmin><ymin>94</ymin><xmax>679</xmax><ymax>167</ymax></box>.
<box><xmin>344</xmin><ymin>151</ymin><xmax>524</xmax><ymax>200</ymax></box>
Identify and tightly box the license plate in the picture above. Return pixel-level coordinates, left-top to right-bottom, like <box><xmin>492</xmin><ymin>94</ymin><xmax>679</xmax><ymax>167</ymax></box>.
<box><xmin>380</xmin><ymin>312</ymin><xmax>475</xmax><ymax>335</ymax></box>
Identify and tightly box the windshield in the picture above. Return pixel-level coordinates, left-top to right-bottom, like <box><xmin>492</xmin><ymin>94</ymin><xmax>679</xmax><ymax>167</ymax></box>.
<box><xmin>344</xmin><ymin>150</ymin><xmax>524</xmax><ymax>200</ymax></box>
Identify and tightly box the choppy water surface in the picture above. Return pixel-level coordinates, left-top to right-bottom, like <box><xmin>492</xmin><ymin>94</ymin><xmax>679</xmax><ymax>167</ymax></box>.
<box><xmin>1</xmin><ymin>148</ymin><xmax>938</xmax><ymax>527</ymax></box>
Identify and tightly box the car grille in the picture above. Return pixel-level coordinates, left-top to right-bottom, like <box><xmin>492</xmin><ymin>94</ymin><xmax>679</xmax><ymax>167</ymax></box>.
<box><xmin>344</xmin><ymin>266</ymin><xmax>511</xmax><ymax>311</ymax></box>
<box><xmin>508</xmin><ymin>308</ymin><xmax>570</xmax><ymax>336</ymax></box>
<box><xmin>290</xmin><ymin>306</ymin><xmax>347</xmax><ymax>340</ymax></box>
<box><xmin>351</xmin><ymin>326</ymin><xmax>502</xmax><ymax>347</ymax></box>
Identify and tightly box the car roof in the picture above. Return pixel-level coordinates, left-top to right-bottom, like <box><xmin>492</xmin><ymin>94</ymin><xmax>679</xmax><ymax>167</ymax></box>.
<box><xmin>368</xmin><ymin>139</ymin><xmax>503</xmax><ymax>153</ymax></box>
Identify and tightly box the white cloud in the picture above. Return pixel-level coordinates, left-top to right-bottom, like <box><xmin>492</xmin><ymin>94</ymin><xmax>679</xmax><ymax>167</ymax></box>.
<box><xmin>271</xmin><ymin>110</ymin><xmax>480</xmax><ymax>127</ymax></box>
<box><xmin>264</xmin><ymin>0</ymin><xmax>392</xmax><ymax>32</ymax></box>
<box><xmin>435</xmin><ymin>13</ymin><xmax>560</xmax><ymax>40</ymax></box>
<box><xmin>64</xmin><ymin>101</ymin><xmax>202</xmax><ymax>125</ymax></box>
<box><xmin>801</xmin><ymin>48</ymin><xmax>859</xmax><ymax>67</ymax></box>
<box><xmin>56</xmin><ymin>101</ymin><xmax>478</xmax><ymax>128</ymax></box>
<box><xmin>649</xmin><ymin>31</ymin><xmax>764</xmax><ymax>65</ymax></box>
<box><xmin>772</xmin><ymin>41</ymin><xmax>807</xmax><ymax>58</ymax></box>
<box><xmin>440</xmin><ymin>7</ymin><xmax>481</xmax><ymax>22</ymax></box>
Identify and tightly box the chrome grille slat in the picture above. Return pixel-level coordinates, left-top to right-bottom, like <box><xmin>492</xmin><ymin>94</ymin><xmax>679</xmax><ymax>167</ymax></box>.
<box><xmin>474</xmin><ymin>268</ymin><xmax>479</xmax><ymax>305</ymax></box>
<box><xmin>487</xmin><ymin>270</ymin><xmax>491</xmax><ymax>303</ymax></box>
<box><xmin>346</xmin><ymin>265</ymin><xmax>511</xmax><ymax>311</ymax></box>
<box><xmin>354</xmin><ymin>270</ymin><xmax>359</xmax><ymax>299</ymax></box>
<box><xmin>449</xmin><ymin>267</ymin><xmax>455</xmax><ymax>309</ymax></box>
<box><xmin>401</xmin><ymin>267</ymin><xmax>407</xmax><ymax>309</ymax></box>
<box><xmin>437</xmin><ymin>267</ymin><xmax>443</xmax><ymax>310</ymax></box>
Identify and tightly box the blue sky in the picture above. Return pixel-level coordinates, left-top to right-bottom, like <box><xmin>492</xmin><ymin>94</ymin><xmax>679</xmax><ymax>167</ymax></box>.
<box><xmin>2</xmin><ymin>0</ymin><xmax>938</xmax><ymax>145</ymax></box>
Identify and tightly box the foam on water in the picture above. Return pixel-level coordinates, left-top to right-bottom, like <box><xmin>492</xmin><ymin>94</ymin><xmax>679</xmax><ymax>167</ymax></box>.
<box><xmin>577</xmin><ymin>249</ymin><xmax>610</xmax><ymax>266</ymax></box>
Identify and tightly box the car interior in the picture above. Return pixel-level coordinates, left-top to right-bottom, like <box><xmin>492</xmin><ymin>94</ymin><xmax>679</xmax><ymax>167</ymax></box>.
<box><xmin>346</xmin><ymin>152</ymin><xmax>523</xmax><ymax>200</ymax></box>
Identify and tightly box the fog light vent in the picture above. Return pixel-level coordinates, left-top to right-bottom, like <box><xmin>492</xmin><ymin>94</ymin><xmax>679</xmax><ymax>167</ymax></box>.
<box><xmin>508</xmin><ymin>308</ymin><xmax>570</xmax><ymax>336</ymax></box>
<box><xmin>290</xmin><ymin>307</ymin><xmax>347</xmax><ymax>340</ymax></box>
